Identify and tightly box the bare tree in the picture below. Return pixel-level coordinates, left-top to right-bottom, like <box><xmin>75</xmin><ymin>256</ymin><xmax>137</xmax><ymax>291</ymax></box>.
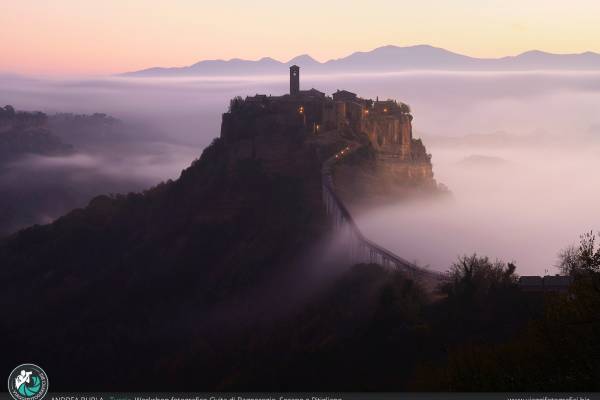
<box><xmin>557</xmin><ymin>231</ymin><xmax>600</xmax><ymax>276</ymax></box>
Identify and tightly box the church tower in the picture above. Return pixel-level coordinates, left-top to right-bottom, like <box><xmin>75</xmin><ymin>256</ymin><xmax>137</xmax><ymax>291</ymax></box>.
<box><xmin>290</xmin><ymin>65</ymin><xmax>300</xmax><ymax>96</ymax></box>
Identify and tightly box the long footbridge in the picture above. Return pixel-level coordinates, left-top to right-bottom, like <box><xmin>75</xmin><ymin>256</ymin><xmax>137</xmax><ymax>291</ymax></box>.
<box><xmin>322</xmin><ymin>144</ymin><xmax>446</xmax><ymax>281</ymax></box>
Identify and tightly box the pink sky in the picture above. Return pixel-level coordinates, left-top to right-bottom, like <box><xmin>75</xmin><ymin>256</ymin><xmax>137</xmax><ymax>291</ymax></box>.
<box><xmin>2</xmin><ymin>0</ymin><xmax>600</xmax><ymax>75</ymax></box>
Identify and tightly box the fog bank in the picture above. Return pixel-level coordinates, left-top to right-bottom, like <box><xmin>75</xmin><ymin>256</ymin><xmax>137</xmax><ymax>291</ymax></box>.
<box><xmin>356</xmin><ymin>141</ymin><xmax>600</xmax><ymax>275</ymax></box>
<box><xmin>2</xmin><ymin>71</ymin><xmax>600</xmax><ymax>273</ymax></box>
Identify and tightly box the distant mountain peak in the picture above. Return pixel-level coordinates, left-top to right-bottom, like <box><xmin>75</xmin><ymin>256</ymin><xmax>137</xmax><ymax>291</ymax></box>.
<box><xmin>376</xmin><ymin>44</ymin><xmax>435</xmax><ymax>50</ymax></box>
<box><xmin>287</xmin><ymin>54</ymin><xmax>318</xmax><ymax>65</ymax></box>
<box><xmin>122</xmin><ymin>45</ymin><xmax>600</xmax><ymax>77</ymax></box>
<box><xmin>258</xmin><ymin>57</ymin><xmax>279</xmax><ymax>63</ymax></box>
<box><xmin>520</xmin><ymin>49</ymin><xmax>548</xmax><ymax>55</ymax></box>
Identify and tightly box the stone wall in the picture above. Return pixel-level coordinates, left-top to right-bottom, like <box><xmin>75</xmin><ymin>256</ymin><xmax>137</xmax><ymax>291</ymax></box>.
<box><xmin>220</xmin><ymin>93</ymin><xmax>441</xmax><ymax>210</ymax></box>
<box><xmin>219</xmin><ymin>106</ymin><xmax>328</xmax><ymax>212</ymax></box>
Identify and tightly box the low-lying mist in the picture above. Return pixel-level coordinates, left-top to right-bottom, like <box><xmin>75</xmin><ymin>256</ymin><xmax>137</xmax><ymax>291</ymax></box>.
<box><xmin>1</xmin><ymin>71</ymin><xmax>600</xmax><ymax>274</ymax></box>
<box><xmin>356</xmin><ymin>139</ymin><xmax>600</xmax><ymax>275</ymax></box>
<box><xmin>0</xmin><ymin>142</ymin><xmax>197</xmax><ymax>235</ymax></box>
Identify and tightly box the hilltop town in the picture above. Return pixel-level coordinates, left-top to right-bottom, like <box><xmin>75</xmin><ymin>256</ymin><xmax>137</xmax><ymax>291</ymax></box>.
<box><xmin>2</xmin><ymin>66</ymin><xmax>596</xmax><ymax>393</ymax></box>
<box><xmin>222</xmin><ymin>66</ymin><xmax>441</xmax><ymax>208</ymax></box>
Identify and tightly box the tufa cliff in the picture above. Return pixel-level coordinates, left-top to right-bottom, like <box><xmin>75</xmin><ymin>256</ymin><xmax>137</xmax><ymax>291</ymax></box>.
<box><xmin>0</xmin><ymin>68</ymin><xmax>443</xmax><ymax>390</ymax></box>
<box><xmin>221</xmin><ymin>66</ymin><xmax>441</xmax><ymax>209</ymax></box>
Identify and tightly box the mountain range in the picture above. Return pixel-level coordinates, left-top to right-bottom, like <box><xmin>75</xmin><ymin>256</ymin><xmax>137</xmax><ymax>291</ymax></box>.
<box><xmin>123</xmin><ymin>45</ymin><xmax>600</xmax><ymax>77</ymax></box>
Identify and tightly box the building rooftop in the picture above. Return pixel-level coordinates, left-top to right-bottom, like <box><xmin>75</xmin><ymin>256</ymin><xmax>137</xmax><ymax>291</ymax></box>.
<box><xmin>518</xmin><ymin>275</ymin><xmax>572</xmax><ymax>292</ymax></box>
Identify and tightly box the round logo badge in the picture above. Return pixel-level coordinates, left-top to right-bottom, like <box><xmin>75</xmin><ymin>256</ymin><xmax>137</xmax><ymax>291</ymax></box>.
<box><xmin>7</xmin><ymin>364</ymin><xmax>49</xmax><ymax>400</ymax></box>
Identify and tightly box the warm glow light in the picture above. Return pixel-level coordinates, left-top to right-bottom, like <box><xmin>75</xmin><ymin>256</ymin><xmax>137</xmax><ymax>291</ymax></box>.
<box><xmin>1</xmin><ymin>1</ymin><xmax>600</xmax><ymax>75</ymax></box>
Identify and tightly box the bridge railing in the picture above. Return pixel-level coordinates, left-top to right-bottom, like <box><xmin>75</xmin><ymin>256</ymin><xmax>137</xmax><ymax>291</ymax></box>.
<box><xmin>322</xmin><ymin>145</ymin><xmax>446</xmax><ymax>279</ymax></box>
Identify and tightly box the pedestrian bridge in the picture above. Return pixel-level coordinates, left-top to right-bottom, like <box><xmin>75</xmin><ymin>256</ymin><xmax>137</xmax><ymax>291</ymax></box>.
<box><xmin>322</xmin><ymin>144</ymin><xmax>446</xmax><ymax>282</ymax></box>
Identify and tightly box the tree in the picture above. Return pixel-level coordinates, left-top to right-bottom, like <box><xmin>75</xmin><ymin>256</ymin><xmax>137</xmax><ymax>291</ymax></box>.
<box><xmin>399</xmin><ymin>102</ymin><xmax>411</xmax><ymax>114</ymax></box>
<box><xmin>228</xmin><ymin>96</ymin><xmax>244</xmax><ymax>113</ymax></box>
<box><xmin>441</xmin><ymin>254</ymin><xmax>518</xmax><ymax>300</ymax></box>
<box><xmin>557</xmin><ymin>231</ymin><xmax>600</xmax><ymax>276</ymax></box>
<box><xmin>2</xmin><ymin>105</ymin><xmax>15</xmax><ymax>116</ymax></box>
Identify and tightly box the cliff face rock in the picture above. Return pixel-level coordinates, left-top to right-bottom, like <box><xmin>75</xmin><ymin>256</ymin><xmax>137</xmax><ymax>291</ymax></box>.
<box><xmin>223</xmin><ymin>93</ymin><xmax>442</xmax><ymax>210</ymax></box>
<box><xmin>0</xmin><ymin>88</ymin><xmax>443</xmax><ymax>390</ymax></box>
<box><xmin>333</xmin><ymin>148</ymin><xmax>438</xmax><ymax>209</ymax></box>
<box><xmin>333</xmin><ymin>100</ymin><xmax>441</xmax><ymax>207</ymax></box>
<box><xmin>220</xmin><ymin>104</ymin><xmax>326</xmax><ymax>211</ymax></box>
<box><xmin>221</xmin><ymin>104</ymin><xmax>316</xmax><ymax>175</ymax></box>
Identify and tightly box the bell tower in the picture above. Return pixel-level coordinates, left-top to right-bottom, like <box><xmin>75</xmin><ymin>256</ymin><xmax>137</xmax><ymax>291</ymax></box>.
<box><xmin>290</xmin><ymin>65</ymin><xmax>300</xmax><ymax>96</ymax></box>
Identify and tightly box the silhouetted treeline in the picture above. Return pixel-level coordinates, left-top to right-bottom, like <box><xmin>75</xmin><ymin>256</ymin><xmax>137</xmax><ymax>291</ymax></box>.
<box><xmin>0</xmin><ymin>136</ymin><xmax>598</xmax><ymax>391</ymax></box>
<box><xmin>413</xmin><ymin>233</ymin><xmax>600</xmax><ymax>390</ymax></box>
<box><xmin>0</xmin><ymin>105</ymin><xmax>71</xmax><ymax>162</ymax></box>
<box><xmin>0</xmin><ymin>136</ymin><xmax>330</xmax><ymax>389</ymax></box>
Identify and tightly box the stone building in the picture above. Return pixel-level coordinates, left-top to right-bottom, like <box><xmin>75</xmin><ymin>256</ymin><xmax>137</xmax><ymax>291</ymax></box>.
<box><xmin>224</xmin><ymin>65</ymin><xmax>425</xmax><ymax>161</ymax></box>
<box><xmin>518</xmin><ymin>275</ymin><xmax>572</xmax><ymax>293</ymax></box>
<box><xmin>220</xmin><ymin>66</ymin><xmax>435</xmax><ymax>189</ymax></box>
<box><xmin>290</xmin><ymin>65</ymin><xmax>300</xmax><ymax>96</ymax></box>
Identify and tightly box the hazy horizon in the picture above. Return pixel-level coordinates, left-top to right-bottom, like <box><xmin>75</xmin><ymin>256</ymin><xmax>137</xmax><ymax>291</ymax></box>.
<box><xmin>4</xmin><ymin>45</ymin><xmax>600</xmax><ymax>78</ymax></box>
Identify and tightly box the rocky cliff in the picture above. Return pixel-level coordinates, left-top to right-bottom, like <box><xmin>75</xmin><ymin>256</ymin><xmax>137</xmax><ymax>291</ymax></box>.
<box><xmin>0</xmin><ymin>90</ymin><xmax>444</xmax><ymax>390</ymax></box>
<box><xmin>222</xmin><ymin>93</ymin><xmax>442</xmax><ymax>210</ymax></box>
<box><xmin>334</xmin><ymin>115</ymin><xmax>441</xmax><ymax>208</ymax></box>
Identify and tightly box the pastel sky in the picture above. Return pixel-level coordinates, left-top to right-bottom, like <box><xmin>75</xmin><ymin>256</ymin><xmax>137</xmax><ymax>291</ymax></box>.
<box><xmin>2</xmin><ymin>0</ymin><xmax>600</xmax><ymax>75</ymax></box>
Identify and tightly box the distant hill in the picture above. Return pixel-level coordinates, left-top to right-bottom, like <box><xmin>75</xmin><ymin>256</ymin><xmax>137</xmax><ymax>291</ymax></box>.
<box><xmin>47</xmin><ymin>112</ymin><xmax>144</xmax><ymax>150</ymax></box>
<box><xmin>122</xmin><ymin>45</ymin><xmax>600</xmax><ymax>77</ymax></box>
<box><xmin>456</xmin><ymin>154</ymin><xmax>509</xmax><ymax>168</ymax></box>
<box><xmin>0</xmin><ymin>105</ymin><xmax>72</xmax><ymax>162</ymax></box>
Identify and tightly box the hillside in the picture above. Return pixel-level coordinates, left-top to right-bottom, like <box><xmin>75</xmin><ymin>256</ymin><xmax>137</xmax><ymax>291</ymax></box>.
<box><xmin>0</xmin><ymin>82</ymin><xmax>444</xmax><ymax>389</ymax></box>
<box><xmin>0</xmin><ymin>133</ymin><xmax>334</xmax><ymax>387</ymax></box>
<box><xmin>1</xmin><ymin>84</ymin><xmax>596</xmax><ymax>391</ymax></box>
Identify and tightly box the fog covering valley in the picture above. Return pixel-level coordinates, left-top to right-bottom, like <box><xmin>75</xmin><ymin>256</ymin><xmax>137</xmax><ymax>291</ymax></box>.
<box><xmin>1</xmin><ymin>71</ymin><xmax>600</xmax><ymax>275</ymax></box>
